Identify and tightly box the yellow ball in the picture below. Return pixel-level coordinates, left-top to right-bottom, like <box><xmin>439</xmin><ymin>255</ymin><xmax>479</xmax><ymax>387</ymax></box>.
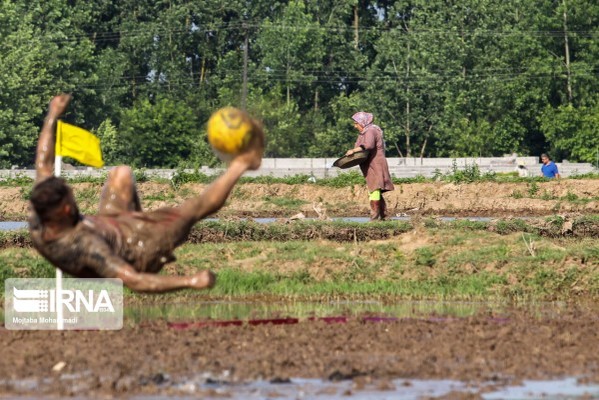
<box><xmin>207</xmin><ymin>107</ymin><xmax>253</xmax><ymax>161</ymax></box>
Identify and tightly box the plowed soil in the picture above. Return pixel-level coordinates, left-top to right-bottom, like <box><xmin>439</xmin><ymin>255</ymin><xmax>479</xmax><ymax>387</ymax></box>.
<box><xmin>1</xmin><ymin>308</ymin><xmax>599</xmax><ymax>397</ymax></box>
<box><xmin>1</xmin><ymin>180</ymin><xmax>599</xmax><ymax>220</ymax></box>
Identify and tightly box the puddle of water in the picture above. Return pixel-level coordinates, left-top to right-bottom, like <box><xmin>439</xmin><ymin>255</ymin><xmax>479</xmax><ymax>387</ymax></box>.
<box><xmin>0</xmin><ymin>221</ymin><xmax>27</xmax><ymax>230</ymax></box>
<box><xmin>2</xmin><ymin>299</ymin><xmax>567</xmax><ymax>329</ymax></box>
<box><xmin>162</xmin><ymin>377</ymin><xmax>478</xmax><ymax>399</ymax></box>
<box><xmin>6</xmin><ymin>376</ymin><xmax>598</xmax><ymax>399</ymax></box>
<box><xmin>124</xmin><ymin>300</ymin><xmax>487</xmax><ymax>323</ymax></box>
<box><xmin>0</xmin><ymin>217</ymin><xmax>505</xmax><ymax>231</ymax></box>
<box><xmin>163</xmin><ymin>377</ymin><xmax>599</xmax><ymax>400</ymax></box>
<box><xmin>3</xmin><ymin>301</ymin><xmax>597</xmax><ymax>399</ymax></box>
<box><xmin>482</xmin><ymin>377</ymin><xmax>599</xmax><ymax>399</ymax></box>
<box><xmin>124</xmin><ymin>300</ymin><xmax>569</xmax><ymax>325</ymax></box>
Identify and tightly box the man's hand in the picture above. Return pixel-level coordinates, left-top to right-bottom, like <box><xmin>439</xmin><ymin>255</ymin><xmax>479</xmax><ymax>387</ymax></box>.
<box><xmin>189</xmin><ymin>270</ymin><xmax>216</xmax><ymax>290</ymax></box>
<box><xmin>35</xmin><ymin>94</ymin><xmax>72</xmax><ymax>181</ymax></box>
<box><xmin>48</xmin><ymin>94</ymin><xmax>72</xmax><ymax>118</ymax></box>
<box><xmin>232</xmin><ymin>119</ymin><xmax>264</xmax><ymax>171</ymax></box>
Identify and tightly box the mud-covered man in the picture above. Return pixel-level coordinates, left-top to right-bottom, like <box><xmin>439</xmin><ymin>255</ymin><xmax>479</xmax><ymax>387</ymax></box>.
<box><xmin>29</xmin><ymin>94</ymin><xmax>263</xmax><ymax>292</ymax></box>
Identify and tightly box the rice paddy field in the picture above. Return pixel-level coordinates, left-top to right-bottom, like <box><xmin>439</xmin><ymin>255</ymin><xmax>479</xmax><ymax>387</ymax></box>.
<box><xmin>0</xmin><ymin>175</ymin><xmax>598</xmax><ymax>398</ymax></box>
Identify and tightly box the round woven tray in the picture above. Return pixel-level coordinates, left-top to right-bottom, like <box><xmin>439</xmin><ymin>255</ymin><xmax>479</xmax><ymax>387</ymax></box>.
<box><xmin>332</xmin><ymin>149</ymin><xmax>371</xmax><ymax>169</ymax></box>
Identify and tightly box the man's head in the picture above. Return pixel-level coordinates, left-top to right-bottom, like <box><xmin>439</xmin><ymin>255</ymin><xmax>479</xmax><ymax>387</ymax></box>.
<box><xmin>541</xmin><ymin>153</ymin><xmax>551</xmax><ymax>165</ymax></box>
<box><xmin>30</xmin><ymin>177</ymin><xmax>79</xmax><ymax>224</ymax></box>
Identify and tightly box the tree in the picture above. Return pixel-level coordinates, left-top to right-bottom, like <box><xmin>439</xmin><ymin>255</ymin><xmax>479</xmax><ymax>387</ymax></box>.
<box><xmin>118</xmin><ymin>96</ymin><xmax>214</xmax><ymax>168</ymax></box>
<box><xmin>0</xmin><ymin>0</ymin><xmax>98</xmax><ymax>167</ymax></box>
<box><xmin>540</xmin><ymin>102</ymin><xmax>599</xmax><ymax>162</ymax></box>
<box><xmin>255</xmin><ymin>0</ymin><xmax>325</xmax><ymax>110</ymax></box>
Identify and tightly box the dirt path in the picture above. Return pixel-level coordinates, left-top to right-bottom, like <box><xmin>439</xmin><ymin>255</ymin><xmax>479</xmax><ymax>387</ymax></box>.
<box><xmin>1</xmin><ymin>179</ymin><xmax>598</xmax><ymax>220</ymax></box>
<box><xmin>1</xmin><ymin>308</ymin><xmax>599</xmax><ymax>397</ymax></box>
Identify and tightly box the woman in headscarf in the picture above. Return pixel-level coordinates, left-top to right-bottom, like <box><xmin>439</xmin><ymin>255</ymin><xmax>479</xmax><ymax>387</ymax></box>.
<box><xmin>345</xmin><ymin>112</ymin><xmax>394</xmax><ymax>220</ymax></box>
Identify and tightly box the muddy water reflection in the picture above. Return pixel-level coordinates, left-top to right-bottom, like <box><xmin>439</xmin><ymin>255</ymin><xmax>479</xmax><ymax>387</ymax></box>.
<box><xmin>0</xmin><ymin>221</ymin><xmax>27</xmax><ymax>230</ymax></box>
<box><xmin>124</xmin><ymin>300</ymin><xmax>570</xmax><ymax>324</ymax></box>
<box><xmin>141</xmin><ymin>377</ymin><xmax>599</xmax><ymax>400</ymax></box>
<box><xmin>0</xmin><ymin>216</ymin><xmax>502</xmax><ymax>231</ymax></box>
<box><xmin>5</xmin><ymin>375</ymin><xmax>599</xmax><ymax>400</ymax></box>
<box><xmin>6</xmin><ymin>376</ymin><xmax>599</xmax><ymax>399</ymax></box>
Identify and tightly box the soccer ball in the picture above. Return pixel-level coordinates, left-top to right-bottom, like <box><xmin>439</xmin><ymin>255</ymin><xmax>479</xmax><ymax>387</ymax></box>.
<box><xmin>207</xmin><ymin>107</ymin><xmax>253</xmax><ymax>161</ymax></box>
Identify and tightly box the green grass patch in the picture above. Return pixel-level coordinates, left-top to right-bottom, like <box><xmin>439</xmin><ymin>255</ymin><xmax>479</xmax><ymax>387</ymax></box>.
<box><xmin>206</xmin><ymin>268</ymin><xmax>507</xmax><ymax>299</ymax></box>
<box><xmin>0</xmin><ymin>174</ymin><xmax>34</xmax><ymax>187</ymax></box>
<box><xmin>0</xmin><ymin>248</ymin><xmax>55</xmax><ymax>282</ymax></box>
<box><xmin>2</xmin><ymin>221</ymin><xmax>598</xmax><ymax>302</ymax></box>
<box><xmin>144</xmin><ymin>191</ymin><xmax>177</xmax><ymax>202</ymax></box>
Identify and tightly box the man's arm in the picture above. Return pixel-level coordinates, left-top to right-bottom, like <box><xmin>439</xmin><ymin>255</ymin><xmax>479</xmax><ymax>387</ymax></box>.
<box><xmin>115</xmin><ymin>265</ymin><xmax>215</xmax><ymax>293</ymax></box>
<box><xmin>35</xmin><ymin>94</ymin><xmax>72</xmax><ymax>182</ymax></box>
<box><xmin>178</xmin><ymin>119</ymin><xmax>264</xmax><ymax>221</ymax></box>
<box><xmin>83</xmin><ymin>238</ymin><xmax>215</xmax><ymax>293</ymax></box>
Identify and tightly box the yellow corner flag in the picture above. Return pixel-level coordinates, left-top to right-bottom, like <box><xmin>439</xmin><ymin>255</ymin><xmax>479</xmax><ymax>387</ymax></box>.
<box><xmin>56</xmin><ymin>120</ymin><xmax>104</xmax><ymax>168</ymax></box>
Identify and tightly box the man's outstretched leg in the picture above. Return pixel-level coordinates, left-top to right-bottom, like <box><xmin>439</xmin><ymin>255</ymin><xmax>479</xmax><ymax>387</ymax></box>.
<box><xmin>99</xmin><ymin>166</ymin><xmax>142</xmax><ymax>215</ymax></box>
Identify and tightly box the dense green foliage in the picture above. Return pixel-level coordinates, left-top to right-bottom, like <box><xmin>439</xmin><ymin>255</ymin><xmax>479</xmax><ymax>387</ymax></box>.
<box><xmin>1</xmin><ymin>0</ymin><xmax>598</xmax><ymax>168</ymax></box>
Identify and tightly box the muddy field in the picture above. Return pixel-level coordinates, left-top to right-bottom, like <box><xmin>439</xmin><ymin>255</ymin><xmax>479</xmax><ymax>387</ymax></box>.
<box><xmin>1</xmin><ymin>179</ymin><xmax>599</xmax><ymax>398</ymax></box>
<box><xmin>1</xmin><ymin>179</ymin><xmax>599</xmax><ymax>219</ymax></box>
<box><xmin>1</xmin><ymin>307</ymin><xmax>599</xmax><ymax>398</ymax></box>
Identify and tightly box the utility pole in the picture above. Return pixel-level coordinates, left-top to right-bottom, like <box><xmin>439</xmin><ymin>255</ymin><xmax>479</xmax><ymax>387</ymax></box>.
<box><xmin>562</xmin><ymin>0</ymin><xmax>573</xmax><ymax>104</ymax></box>
<box><xmin>403</xmin><ymin>19</ymin><xmax>412</xmax><ymax>158</ymax></box>
<box><xmin>241</xmin><ymin>23</ymin><xmax>249</xmax><ymax>109</ymax></box>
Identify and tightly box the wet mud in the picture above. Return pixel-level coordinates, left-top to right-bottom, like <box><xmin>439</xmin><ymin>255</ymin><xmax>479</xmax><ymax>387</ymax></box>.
<box><xmin>1</xmin><ymin>308</ymin><xmax>599</xmax><ymax>397</ymax></box>
<box><xmin>1</xmin><ymin>179</ymin><xmax>598</xmax><ymax>398</ymax></box>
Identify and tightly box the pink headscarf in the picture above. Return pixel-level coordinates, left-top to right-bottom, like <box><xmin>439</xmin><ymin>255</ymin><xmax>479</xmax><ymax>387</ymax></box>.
<box><xmin>351</xmin><ymin>112</ymin><xmax>374</xmax><ymax>127</ymax></box>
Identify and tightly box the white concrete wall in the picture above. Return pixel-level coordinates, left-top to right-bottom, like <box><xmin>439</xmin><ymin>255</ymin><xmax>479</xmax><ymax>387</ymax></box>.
<box><xmin>1</xmin><ymin>157</ymin><xmax>595</xmax><ymax>180</ymax></box>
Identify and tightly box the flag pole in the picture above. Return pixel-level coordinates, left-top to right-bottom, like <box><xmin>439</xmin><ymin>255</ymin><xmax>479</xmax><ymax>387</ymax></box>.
<box><xmin>55</xmin><ymin>152</ymin><xmax>64</xmax><ymax>330</ymax></box>
<box><xmin>52</xmin><ymin>119</ymin><xmax>103</xmax><ymax>330</ymax></box>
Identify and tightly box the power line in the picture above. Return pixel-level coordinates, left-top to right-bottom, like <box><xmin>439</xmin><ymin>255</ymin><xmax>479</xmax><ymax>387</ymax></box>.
<box><xmin>14</xmin><ymin>68</ymin><xmax>596</xmax><ymax>96</ymax></box>
<box><xmin>8</xmin><ymin>20</ymin><xmax>599</xmax><ymax>46</ymax></box>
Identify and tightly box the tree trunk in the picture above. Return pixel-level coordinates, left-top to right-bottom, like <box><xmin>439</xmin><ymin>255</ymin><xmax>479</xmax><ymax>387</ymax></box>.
<box><xmin>242</xmin><ymin>26</ymin><xmax>249</xmax><ymax>109</ymax></box>
<box><xmin>394</xmin><ymin>142</ymin><xmax>405</xmax><ymax>158</ymax></box>
<box><xmin>419</xmin><ymin>137</ymin><xmax>428</xmax><ymax>163</ymax></box>
<box><xmin>199</xmin><ymin>59</ymin><xmax>206</xmax><ymax>89</ymax></box>
<box><xmin>286</xmin><ymin>49</ymin><xmax>291</xmax><ymax>106</ymax></box>
<box><xmin>353</xmin><ymin>6</ymin><xmax>359</xmax><ymax>49</ymax></box>
<box><xmin>420</xmin><ymin>125</ymin><xmax>433</xmax><ymax>161</ymax></box>
<box><xmin>562</xmin><ymin>0</ymin><xmax>573</xmax><ymax>104</ymax></box>
<box><xmin>405</xmin><ymin>38</ymin><xmax>411</xmax><ymax>157</ymax></box>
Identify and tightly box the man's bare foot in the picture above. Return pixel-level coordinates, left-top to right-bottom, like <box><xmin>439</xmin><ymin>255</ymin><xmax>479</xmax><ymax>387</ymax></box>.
<box><xmin>189</xmin><ymin>270</ymin><xmax>216</xmax><ymax>290</ymax></box>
